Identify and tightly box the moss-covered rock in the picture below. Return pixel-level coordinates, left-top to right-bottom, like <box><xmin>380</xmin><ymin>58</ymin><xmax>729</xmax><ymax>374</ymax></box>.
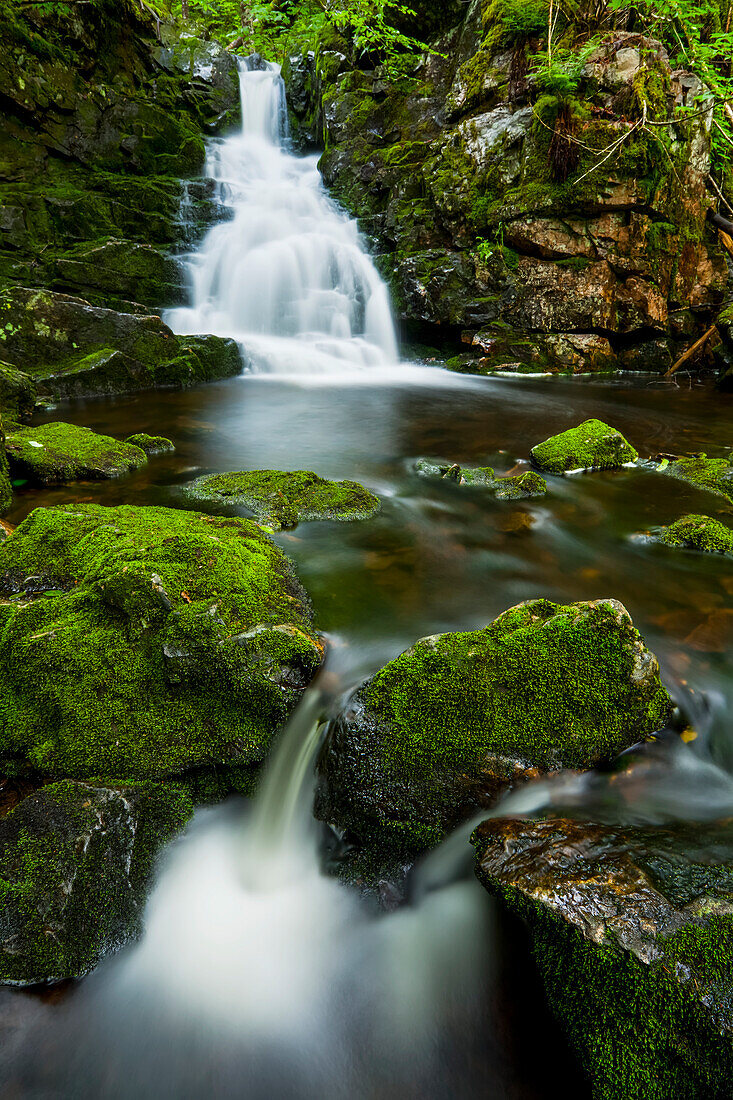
<box><xmin>53</xmin><ymin>239</ymin><xmax>185</xmax><ymax>309</ymax></box>
<box><xmin>659</xmin><ymin>454</ymin><xmax>733</xmax><ymax>504</ymax></box>
<box><xmin>187</xmin><ymin>470</ymin><xmax>381</xmax><ymax>531</ymax></box>
<box><xmin>415</xmin><ymin>458</ymin><xmax>547</xmax><ymax>498</ymax></box>
<box><xmin>0</xmin><ymin>414</ymin><xmax>11</xmax><ymax>515</ymax></box>
<box><xmin>0</xmin><ymin>361</ymin><xmax>36</xmax><ymax>423</ymax></box>
<box><xmin>530</xmin><ymin>419</ymin><xmax>639</xmax><ymax>474</ymax></box>
<box><xmin>655</xmin><ymin>514</ymin><xmax>733</xmax><ymax>555</ymax></box>
<box><xmin>473</xmin><ymin>816</ymin><xmax>733</xmax><ymax>1100</ymax></box>
<box><xmin>0</xmin><ymin>503</ymin><xmax>324</xmax><ymax>782</ymax></box>
<box><xmin>316</xmin><ymin>598</ymin><xmax>672</xmax><ymax>853</ymax></box>
<box><xmin>0</xmin><ymin>779</ymin><xmax>192</xmax><ymax>986</ymax></box>
<box><xmin>6</xmin><ymin>422</ymin><xmax>147</xmax><ymax>485</ymax></box>
<box><xmin>0</xmin><ymin>287</ymin><xmax>242</xmax><ymax>398</ymax></box>
<box><xmin>124</xmin><ymin>433</ymin><xmax>175</xmax><ymax>456</ymax></box>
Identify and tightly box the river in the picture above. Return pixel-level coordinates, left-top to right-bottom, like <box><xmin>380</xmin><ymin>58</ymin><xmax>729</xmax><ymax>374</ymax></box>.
<box><xmin>2</xmin><ymin>59</ymin><xmax>733</xmax><ymax>1100</ymax></box>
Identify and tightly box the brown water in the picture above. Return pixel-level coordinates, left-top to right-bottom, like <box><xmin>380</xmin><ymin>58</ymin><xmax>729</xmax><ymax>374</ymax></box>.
<box><xmin>2</xmin><ymin>367</ymin><xmax>733</xmax><ymax>1099</ymax></box>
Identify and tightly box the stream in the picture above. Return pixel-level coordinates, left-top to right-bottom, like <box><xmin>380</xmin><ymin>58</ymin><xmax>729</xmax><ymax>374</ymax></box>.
<box><xmin>2</xmin><ymin>59</ymin><xmax>733</xmax><ymax>1100</ymax></box>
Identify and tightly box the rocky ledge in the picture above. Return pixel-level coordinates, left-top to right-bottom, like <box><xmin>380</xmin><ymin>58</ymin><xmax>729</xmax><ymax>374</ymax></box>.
<box><xmin>474</xmin><ymin>815</ymin><xmax>733</xmax><ymax>1099</ymax></box>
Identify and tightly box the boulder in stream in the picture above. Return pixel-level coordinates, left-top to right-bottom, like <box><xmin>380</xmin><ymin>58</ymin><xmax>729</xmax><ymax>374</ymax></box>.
<box><xmin>124</xmin><ymin>433</ymin><xmax>176</xmax><ymax>456</ymax></box>
<box><xmin>316</xmin><ymin>599</ymin><xmax>672</xmax><ymax>852</ymax></box>
<box><xmin>530</xmin><ymin>419</ymin><xmax>638</xmax><ymax>474</ymax></box>
<box><xmin>658</xmin><ymin>454</ymin><xmax>733</xmax><ymax>504</ymax></box>
<box><xmin>0</xmin><ymin>504</ymin><xmax>324</xmax><ymax>782</ymax></box>
<box><xmin>473</xmin><ymin>815</ymin><xmax>733</xmax><ymax>1100</ymax></box>
<box><xmin>188</xmin><ymin>470</ymin><xmax>381</xmax><ymax>530</ymax></box>
<box><xmin>414</xmin><ymin>459</ymin><xmax>547</xmax><ymax>499</ymax></box>
<box><xmin>655</xmin><ymin>514</ymin><xmax>733</xmax><ymax>555</ymax></box>
<box><xmin>6</xmin><ymin>422</ymin><xmax>148</xmax><ymax>484</ymax></box>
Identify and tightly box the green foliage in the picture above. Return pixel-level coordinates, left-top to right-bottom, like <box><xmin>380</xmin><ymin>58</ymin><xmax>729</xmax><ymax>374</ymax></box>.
<box><xmin>482</xmin><ymin>0</ymin><xmax>549</xmax><ymax>50</ymax></box>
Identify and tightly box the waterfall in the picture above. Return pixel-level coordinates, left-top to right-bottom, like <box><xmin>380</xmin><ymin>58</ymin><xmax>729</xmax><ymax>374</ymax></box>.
<box><xmin>165</xmin><ymin>58</ymin><xmax>399</xmax><ymax>374</ymax></box>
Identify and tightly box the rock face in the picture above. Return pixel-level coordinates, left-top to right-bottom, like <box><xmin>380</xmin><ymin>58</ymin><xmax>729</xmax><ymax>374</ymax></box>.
<box><xmin>188</xmin><ymin>470</ymin><xmax>381</xmax><ymax>530</ymax></box>
<box><xmin>316</xmin><ymin>598</ymin><xmax>672</xmax><ymax>852</ymax></box>
<box><xmin>0</xmin><ymin>1</ymin><xmax>241</xmax><ymax>398</ymax></box>
<box><xmin>473</xmin><ymin>816</ymin><xmax>733</xmax><ymax>1099</ymax></box>
<box><xmin>655</xmin><ymin>514</ymin><xmax>733</xmax><ymax>555</ymax></box>
<box><xmin>0</xmin><ymin>504</ymin><xmax>324</xmax><ymax>782</ymax></box>
<box><xmin>6</xmin><ymin>422</ymin><xmax>148</xmax><ymax>484</ymax></box>
<box><xmin>0</xmin><ymin>779</ymin><xmax>192</xmax><ymax>986</ymax></box>
<box><xmin>0</xmin><ymin>288</ymin><xmax>241</xmax><ymax>398</ymax></box>
<box><xmin>530</xmin><ymin>419</ymin><xmax>638</xmax><ymax>474</ymax></box>
<box><xmin>415</xmin><ymin>458</ymin><xmax>547</xmax><ymax>498</ymax></box>
<box><xmin>284</xmin><ymin>11</ymin><xmax>725</xmax><ymax>372</ymax></box>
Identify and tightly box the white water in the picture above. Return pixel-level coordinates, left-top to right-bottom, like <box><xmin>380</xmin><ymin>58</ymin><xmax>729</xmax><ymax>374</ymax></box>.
<box><xmin>165</xmin><ymin>59</ymin><xmax>399</xmax><ymax>375</ymax></box>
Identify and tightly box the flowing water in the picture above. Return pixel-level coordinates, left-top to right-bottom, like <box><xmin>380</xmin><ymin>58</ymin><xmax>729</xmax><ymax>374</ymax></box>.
<box><xmin>3</xmin><ymin>59</ymin><xmax>733</xmax><ymax>1100</ymax></box>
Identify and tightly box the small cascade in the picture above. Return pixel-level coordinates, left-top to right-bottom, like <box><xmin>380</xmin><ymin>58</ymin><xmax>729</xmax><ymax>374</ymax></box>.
<box><xmin>165</xmin><ymin>58</ymin><xmax>399</xmax><ymax>375</ymax></box>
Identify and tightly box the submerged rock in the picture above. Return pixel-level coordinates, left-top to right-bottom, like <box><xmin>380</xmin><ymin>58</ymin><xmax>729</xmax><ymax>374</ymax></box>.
<box><xmin>124</xmin><ymin>433</ymin><xmax>175</xmax><ymax>456</ymax></box>
<box><xmin>659</xmin><ymin>454</ymin><xmax>733</xmax><ymax>504</ymax></box>
<box><xmin>473</xmin><ymin>816</ymin><xmax>733</xmax><ymax>1100</ymax></box>
<box><xmin>0</xmin><ymin>287</ymin><xmax>242</xmax><ymax>398</ymax></box>
<box><xmin>188</xmin><ymin>470</ymin><xmax>381</xmax><ymax>531</ymax></box>
<box><xmin>6</xmin><ymin>422</ymin><xmax>148</xmax><ymax>484</ymax></box>
<box><xmin>530</xmin><ymin>419</ymin><xmax>638</xmax><ymax>474</ymax></box>
<box><xmin>655</xmin><ymin>514</ymin><xmax>733</xmax><ymax>555</ymax></box>
<box><xmin>316</xmin><ymin>599</ymin><xmax>671</xmax><ymax>852</ymax></box>
<box><xmin>0</xmin><ymin>780</ymin><xmax>192</xmax><ymax>986</ymax></box>
<box><xmin>0</xmin><ymin>504</ymin><xmax>324</xmax><ymax>781</ymax></box>
<box><xmin>415</xmin><ymin>458</ymin><xmax>547</xmax><ymax>499</ymax></box>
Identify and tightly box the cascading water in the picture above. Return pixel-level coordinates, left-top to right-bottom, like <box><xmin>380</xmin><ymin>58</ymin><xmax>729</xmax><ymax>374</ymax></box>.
<box><xmin>165</xmin><ymin>59</ymin><xmax>399</xmax><ymax>374</ymax></box>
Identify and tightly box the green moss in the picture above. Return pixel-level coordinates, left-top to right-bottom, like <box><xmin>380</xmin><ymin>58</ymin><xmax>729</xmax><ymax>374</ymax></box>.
<box><xmin>0</xmin><ymin>504</ymin><xmax>323</xmax><ymax>782</ymax></box>
<box><xmin>663</xmin><ymin>454</ymin><xmax>733</xmax><ymax>504</ymax></box>
<box><xmin>416</xmin><ymin>459</ymin><xmax>546</xmax><ymax>498</ymax></box>
<box><xmin>0</xmin><ymin>361</ymin><xmax>36</xmax><ymax>423</ymax></box>
<box><xmin>5</xmin><ymin>422</ymin><xmax>147</xmax><ymax>485</ymax></box>
<box><xmin>187</xmin><ymin>469</ymin><xmax>381</xmax><ymax>531</ymax></box>
<box><xmin>494</xmin><ymin>470</ymin><xmax>547</xmax><ymax>499</ymax></box>
<box><xmin>317</xmin><ymin>599</ymin><xmax>671</xmax><ymax>852</ymax></box>
<box><xmin>0</xmin><ymin>778</ymin><xmax>192</xmax><ymax>984</ymax></box>
<box><xmin>0</xmin><ymin>415</ymin><xmax>11</xmax><ymax>516</ymax></box>
<box><xmin>530</xmin><ymin>419</ymin><xmax>639</xmax><ymax>474</ymax></box>
<box><xmin>657</xmin><ymin>514</ymin><xmax>733</xmax><ymax>555</ymax></box>
<box><xmin>123</xmin><ymin>433</ymin><xmax>175</xmax><ymax>455</ymax></box>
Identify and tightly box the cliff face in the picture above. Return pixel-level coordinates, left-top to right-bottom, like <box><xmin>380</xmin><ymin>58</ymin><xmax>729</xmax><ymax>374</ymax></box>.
<box><xmin>284</xmin><ymin>1</ymin><xmax>728</xmax><ymax>375</ymax></box>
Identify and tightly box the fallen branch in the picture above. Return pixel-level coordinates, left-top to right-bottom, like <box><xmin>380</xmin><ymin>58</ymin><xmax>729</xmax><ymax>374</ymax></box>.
<box><xmin>664</xmin><ymin>325</ymin><xmax>718</xmax><ymax>378</ymax></box>
<box><xmin>708</xmin><ymin>208</ymin><xmax>733</xmax><ymax>235</ymax></box>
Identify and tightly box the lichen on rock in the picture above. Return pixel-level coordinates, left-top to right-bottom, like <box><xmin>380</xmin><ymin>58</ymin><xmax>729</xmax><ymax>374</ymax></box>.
<box><xmin>0</xmin><ymin>503</ymin><xmax>324</xmax><ymax>782</ymax></box>
<box><xmin>0</xmin><ymin>779</ymin><xmax>192</xmax><ymax>986</ymax></box>
<box><xmin>473</xmin><ymin>815</ymin><xmax>733</xmax><ymax>1100</ymax></box>
<box><xmin>6</xmin><ymin>422</ymin><xmax>148</xmax><ymax>484</ymax></box>
<box><xmin>530</xmin><ymin>418</ymin><xmax>638</xmax><ymax>474</ymax></box>
<box><xmin>187</xmin><ymin>469</ymin><xmax>381</xmax><ymax>530</ymax></box>
<box><xmin>316</xmin><ymin>598</ymin><xmax>672</xmax><ymax>852</ymax></box>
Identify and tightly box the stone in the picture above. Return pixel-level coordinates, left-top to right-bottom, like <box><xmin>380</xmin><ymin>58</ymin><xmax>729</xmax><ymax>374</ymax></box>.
<box><xmin>474</xmin><ymin>815</ymin><xmax>733</xmax><ymax>1100</ymax></box>
<box><xmin>654</xmin><ymin>514</ymin><xmax>733</xmax><ymax>555</ymax></box>
<box><xmin>53</xmin><ymin>239</ymin><xmax>185</xmax><ymax>309</ymax></box>
<box><xmin>124</xmin><ymin>433</ymin><xmax>175</xmax><ymax>455</ymax></box>
<box><xmin>0</xmin><ymin>504</ymin><xmax>324</xmax><ymax>782</ymax></box>
<box><xmin>415</xmin><ymin>458</ymin><xmax>547</xmax><ymax>498</ymax></box>
<box><xmin>0</xmin><ymin>361</ymin><xmax>36</xmax><ymax>423</ymax></box>
<box><xmin>187</xmin><ymin>470</ymin><xmax>381</xmax><ymax>531</ymax></box>
<box><xmin>530</xmin><ymin>419</ymin><xmax>639</xmax><ymax>474</ymax></box>
<box><xmin>5</xmin><ymin>422</ymin><xmax>148</xmax><ymax>485</ymax></box>
<box><xmin>0</xmin><ymin>780</ymin><xmax>192</xmax><ymax>986</ymax></box>
<box><xmin>315</xmin><ymin>598</ymin><xmax>672</xmax><ymax>852</ymax></box>
<box><xmin>658</xmin><ymin>454</ymin><xmax>733</xmax><ymax>504</ymax></box>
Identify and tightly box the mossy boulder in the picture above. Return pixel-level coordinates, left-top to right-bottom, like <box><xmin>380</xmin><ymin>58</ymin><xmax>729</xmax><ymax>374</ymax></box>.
<box><xmin>0</xmin><ymin>361</ymin><xmax>36</xmax><ymax>423</ymax></box>
<box><xmin>473</xmin><ymin>816</ymin><xmax>733</xmax><ymax>1100</ymax></box>
<box><xmin>0</xmin><ymin>415</ymin><xmax>11</xmax><ymax>515</ymax></box>
<box><xmin>0</xmin><ymin>504</ymin><xmax>323</xmax><ymax>781</ymax></box>
<box><xmin>188</xmin><ymin>470</ymin><xmax>381</xmax><ymax>531</ymax></box>
<box><xmin>530</xmin><ymin>419</ymin><xmax>639</xmax><ymax>474</ymax></box>
<box><xmin>0</xmin><ymin>779</ymin><xmax>192</xmax><ymax>986</ymax></box>
<box><xmin>0</xmin><ymin>287</ymin><xmax>242</xmax><ymax>398</ymax></box>
<box><xmin>656</xmin><ymin>514</ymin><xmax>733</xmax><ymax>555</ymax></box>
<box><xmin>53</xmin><ymin>239</ymin><xmax>185</xmax><ymax>308</ymax></box>
<box><xmin>316</xmin><ymin>598</ymin><xmax>672</xmax><ymax>853</ymax></box>
<box><xmin>6</xmin><ymin>422</ymin><xmax>148</xmax><ymax>485</ymax></box>
<box><xmin>124</xmin><ymin>433</ymin><xmax>175</xmax><ymax>455</ymax></box>
<box><xmin>415</xmin><ymin>458</ymin><xmax>547</xmax><ymax>499</ymax></box>
<box><xmin>659</xmin><ymin>454</ymin><xmax>733</xmax><ymax>505</ymax></box>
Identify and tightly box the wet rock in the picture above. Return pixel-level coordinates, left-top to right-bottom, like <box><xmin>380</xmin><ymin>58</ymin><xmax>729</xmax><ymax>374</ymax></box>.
<box><xmin>53</xmin><ymin>240</ymin><xmax>185</xmax><ymax>309</ymax></box>
<box><xmin>0</xmin><ymin>287</ymin><xmax>242</xmax><ymax>398</ymax></box>
<box><xmin>0</xmin><ymin>415</ymin><xmax>10</xmax><ymax>514</ymax></box>
<box><xmin>187</xmin><ymin>470</ymin><xmax>381</xmax><ymax>531</ymax></box>
<box><xmin>0</xmin><ymin>361</ymin><xmax>36</xmax><ymax>423</ymax></box>
<box><xmin>0</xmin><ymin>780</ymin><xmax>192</xmax><ymax>986</ymax></box>
<box><xmin>658</xmin><ymin>454</ymin><xmax>733</xmax><ymax>504</ymax></box>
<box><xmin>124</xmin><ymin>433</ymin><xmax>175</xmax><ymax>456</ymax></box>
<box><xmin>473</xmin><ymin>815</ymin><xmax>733</xmax><ymax>1100</ymax></box>
<box><xmin>0</xmin><ymin>504</ymin><xmax>324</xmax><ymax>782</ymax></box>
<box><xmin>530</xmin><ymin>419</ymin><xmax>638</xmax><ymax>474</ymax></box>
<box><xmin>415</xmin><ymin>458</ymin><xmax>547</xmax><ymax>499</ymax></box>
<box><xmin>6</xmin><ymin>422</ymin><xmax>147</xmax><ymax>485</ymax></box>
<box><xmin>654</xmin><ymin>514</ymin><xmax>733</xmax><ymax>555</ymax></box>
<box><xmin>316</xmin><ymin>598</ymin><xmax>672</xmax><ymax>853</ymax></box>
